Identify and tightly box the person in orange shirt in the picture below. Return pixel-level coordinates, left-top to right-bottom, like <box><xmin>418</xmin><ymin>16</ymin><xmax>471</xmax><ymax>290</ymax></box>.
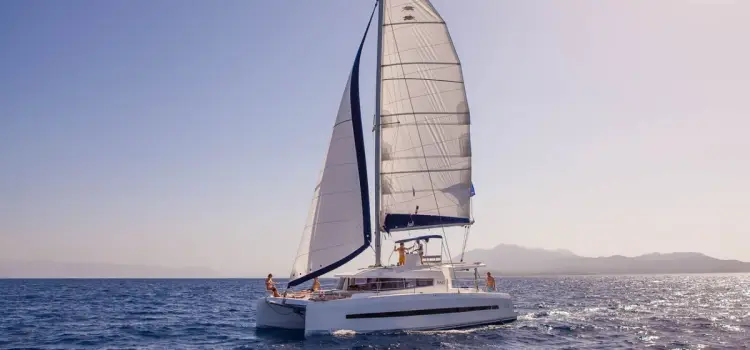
<box><xmin>394</xmin><ymin>242</ymin><xmax>407</xmax><ymax>266</ymax></box>
<box><xmin>310</xmin><ymin>277</ymin><xmax>320</xmax><ymax>292</ymax></box>
<box><xmin>486</xmin><ymin>272</ymin><xmax>496</xmax><ymax>292</ymax></box>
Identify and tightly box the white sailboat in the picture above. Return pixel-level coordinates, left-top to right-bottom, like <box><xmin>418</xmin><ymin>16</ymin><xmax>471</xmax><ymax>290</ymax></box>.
<box><xmin>255</xmin><ymin>0</ymin><xmax>517</xmax><ymax>335</ymax></box>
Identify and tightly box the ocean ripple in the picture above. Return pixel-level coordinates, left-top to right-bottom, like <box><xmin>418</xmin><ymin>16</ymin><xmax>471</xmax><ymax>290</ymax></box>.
<box><xmin>1</xmin><ymin>274</ymin><xmax>748</xmax><ymax>349</ymax></box>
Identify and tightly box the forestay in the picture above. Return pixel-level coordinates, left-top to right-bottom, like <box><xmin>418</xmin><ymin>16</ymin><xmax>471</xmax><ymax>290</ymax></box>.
<box><xmin>287</xmin><ymin>4</ymin><xmax>375</xmax><ymax>288</ymax></box>
<box><xmin>378</xmin><ymin>0</ymin><xmax>473</xmax><ymax>232</ymax></box>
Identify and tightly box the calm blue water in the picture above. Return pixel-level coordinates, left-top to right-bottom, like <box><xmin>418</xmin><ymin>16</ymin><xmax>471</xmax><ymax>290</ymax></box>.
<box><xmin>1</xmin><ymin>275</ymin><xmax>748</xmax><ymax>349</ymax></box>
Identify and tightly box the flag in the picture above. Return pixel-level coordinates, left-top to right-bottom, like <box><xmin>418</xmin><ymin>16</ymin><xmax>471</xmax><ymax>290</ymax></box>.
<box><xmin>470</xmin><ymin>183</ymin><xmax>476</xmax><ymax>197</ymax></box>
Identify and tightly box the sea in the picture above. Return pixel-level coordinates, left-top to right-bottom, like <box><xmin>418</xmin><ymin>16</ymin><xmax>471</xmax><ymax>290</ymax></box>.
<box><xmin>1</xmin><ymin>274</ymin><xmax>748</xmax><ymax>349</ymax></box>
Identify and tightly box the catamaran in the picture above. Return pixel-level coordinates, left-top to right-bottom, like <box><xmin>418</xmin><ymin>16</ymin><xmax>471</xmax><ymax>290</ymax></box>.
<box><xmin>255</xmin><ymin>0</ymin><xmax>517</xmax><ymax>335</ymax></box>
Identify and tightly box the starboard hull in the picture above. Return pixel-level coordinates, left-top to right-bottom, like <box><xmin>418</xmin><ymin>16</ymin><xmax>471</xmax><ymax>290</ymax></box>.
<box><xmin>255</xmin><ymin>291</ymin><xmax>517</xmax><ymax>336</ymax></box>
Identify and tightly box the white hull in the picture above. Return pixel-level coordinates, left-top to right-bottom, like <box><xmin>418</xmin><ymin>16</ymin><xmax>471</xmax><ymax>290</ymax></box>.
<box><xmin>256</xmin><ymin>290</ymin><xmax>517</xmax><ymax>336</ymax></box>
<box><xmin>255</xmin><ymin>297</ymin><xmax>306</xmax><ymax>330</ymax></box>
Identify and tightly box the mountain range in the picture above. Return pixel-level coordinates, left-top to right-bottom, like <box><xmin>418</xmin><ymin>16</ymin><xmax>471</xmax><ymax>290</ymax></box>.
<box><xmin>3</xmin><ymin>245</ymin><xmax>749</xmax><ymax>278</ymax></box>
<box><xmin>458</xmin><ymin>244</ymin><xmax>750</xmax><ymax>275</ymax></box>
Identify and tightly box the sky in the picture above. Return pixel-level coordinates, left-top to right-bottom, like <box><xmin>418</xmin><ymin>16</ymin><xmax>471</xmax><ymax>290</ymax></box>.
<box><xmin>1</xmin><ymin>0</ymin><xmax>749</xmax><ymax>277</ymax></box>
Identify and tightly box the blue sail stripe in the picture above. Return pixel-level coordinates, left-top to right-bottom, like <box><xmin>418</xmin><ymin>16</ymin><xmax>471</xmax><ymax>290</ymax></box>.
<box><xmin>383</xmin><ymin>214</ymin><xmax>470</xmax><ymax>233</ymax></box>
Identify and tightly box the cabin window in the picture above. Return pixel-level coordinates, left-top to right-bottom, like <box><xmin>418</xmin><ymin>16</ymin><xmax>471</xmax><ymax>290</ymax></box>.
<box><xmin>343</xmin><ymin>278</ymin><xmax>434</xmax><ymax>291</ymax></box>
<box><xmin>416</xmin><ymin>278</ymin><xmax>434</xmax><ymax>287</ymax></box>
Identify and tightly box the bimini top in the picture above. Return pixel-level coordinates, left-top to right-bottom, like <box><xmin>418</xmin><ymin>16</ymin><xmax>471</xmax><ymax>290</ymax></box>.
<box><xmin>394</xmin><ymin>235</ymin><xmax>443</xmax><ymax>244</ymax></box>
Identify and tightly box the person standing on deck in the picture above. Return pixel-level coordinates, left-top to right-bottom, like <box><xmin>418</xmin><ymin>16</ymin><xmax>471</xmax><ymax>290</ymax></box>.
<box><xmin>394</xmin><ymin>242</ymin><xmax>407</xmax><ymax>266</ymax></box>
<box><xmin>310</xmin><ymin>277</ymin><xmax>320</xmax><ymax>292</ymax></box>
<box><xmin>486</xmin><ymin>272</ymin><xmax>496</xmax><ymax>292</ymax></box>
<box><xmin>412</xmin><ymin>240</ymin><xmax>424</xmax><ymax>264</ymax></box>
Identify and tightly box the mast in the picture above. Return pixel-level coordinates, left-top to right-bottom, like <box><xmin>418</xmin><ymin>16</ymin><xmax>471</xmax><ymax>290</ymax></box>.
<box><xmin>373</xmin><ymin>0</ymin><xmax>385</xmax><ymax>267</ymax></box>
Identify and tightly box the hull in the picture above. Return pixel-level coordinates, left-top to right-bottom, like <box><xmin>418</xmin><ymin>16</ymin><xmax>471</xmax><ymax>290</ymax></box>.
<box><xmin>255</xmin><ymin>297</ymin><xmax>306</xmax><ymax>330</ymax></box>
<box><xmin>305</xmin><ymin>291</ymin><xmax>516</xmax><ymax>335</ymax></box>
<box><xmin>256</xmin><ymin>291</ymin><xmax>517</xmax><ymax>336</ymax></box>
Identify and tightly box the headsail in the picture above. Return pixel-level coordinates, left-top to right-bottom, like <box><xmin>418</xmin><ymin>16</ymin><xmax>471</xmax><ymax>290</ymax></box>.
<box><xmin>378</xmin><ymin>0</ymin><xmax>473</xmax><ymax>232</ymax></box>
<box><xmin>287</xmin><ymin>4</ymin><xmax>376</xmax><ymax>288</ymax></box>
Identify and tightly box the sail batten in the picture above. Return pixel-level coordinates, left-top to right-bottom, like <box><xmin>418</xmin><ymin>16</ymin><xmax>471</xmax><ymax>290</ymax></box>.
<box><xmin>378</xmin><ymin>0</ymin><xmax>473</xmax><ymax>233</ymax></box>
<box><xmin>382</xmin><ymin>62</ymin><xmax>459</xmax><ymax>67</ymax></box>
<box><xmin>287</xmin><ymin>4</ymin><xmax>377</xmax><ymax>288</ymax></box>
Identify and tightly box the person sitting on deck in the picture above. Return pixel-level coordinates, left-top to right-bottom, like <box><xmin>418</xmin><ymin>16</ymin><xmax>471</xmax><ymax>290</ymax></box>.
<box><xmin>310</xmin><ymin>277</ymin><xmax>320</xmax><ymax>292</ymax></box>
<box><xmin>265</xmin><ymin>273</ymin><xmax>280</xmax><ymax>297</ymax></box>
<box><xmin>486</xmin><ymin>272</ymin><xmax>496</xmax><ymax>292</ymax></box>
<box><xmin>394</xmin><ymin>242</ymin><xmax>407</xmax><ymax>266</ymax></box>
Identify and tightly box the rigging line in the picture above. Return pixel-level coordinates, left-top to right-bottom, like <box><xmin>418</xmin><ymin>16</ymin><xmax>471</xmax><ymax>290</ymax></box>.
<box><xmin>460</xmin><ymin>225</ymin><xmax>470</xmax><ymax>262</ymax></box>
<box><xmin>460</xmin><ymin>197</ymin><xmax>473</xmax><ymax>262</ymax></box>
<box><xmin>385</xmin><ymin>6</ymin><xmax>460</xmax><ymax>290</ymax></box>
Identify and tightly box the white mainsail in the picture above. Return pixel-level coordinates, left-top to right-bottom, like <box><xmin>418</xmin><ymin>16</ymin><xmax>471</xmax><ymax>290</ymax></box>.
<box><xmin>378</xmin><ymin>0</ymin><xmax>473</xmax><ymax>232</ymax></box>
<box><xmin>288</xmin><ymin>5</ymin><xmax>375</xmax><ymax>287</ymax></box>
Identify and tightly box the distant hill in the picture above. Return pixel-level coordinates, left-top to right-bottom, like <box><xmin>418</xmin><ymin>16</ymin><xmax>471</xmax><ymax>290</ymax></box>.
<box><xmin>458</xmin><ymin>244</ymin><xmax>750</xmax><ymax>275</ymax></box>
<box><xmin>0</xmin><ymin>261</ymin><xmax>219</xmax><ymax>278</ymax></box>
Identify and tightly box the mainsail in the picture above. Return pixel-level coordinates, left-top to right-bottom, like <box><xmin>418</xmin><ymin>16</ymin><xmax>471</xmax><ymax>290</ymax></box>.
<box><xmin>378</xmin><ymin>0</ymin><xmax>473</xmax><ymax>232</ymax></box>
<box><xmin>287</xmin><ymin>5</ymin><xmax>376</xmax><ymax>288</ymax></box>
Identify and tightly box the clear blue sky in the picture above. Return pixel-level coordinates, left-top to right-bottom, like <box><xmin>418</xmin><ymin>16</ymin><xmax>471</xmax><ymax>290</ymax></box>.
<box><xmin>2</xmin><ymin>0</ymin><xmax>749</xmax><ymax>277</ymax></box>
